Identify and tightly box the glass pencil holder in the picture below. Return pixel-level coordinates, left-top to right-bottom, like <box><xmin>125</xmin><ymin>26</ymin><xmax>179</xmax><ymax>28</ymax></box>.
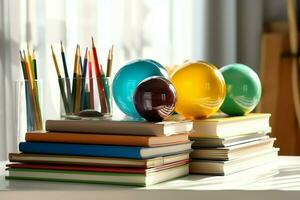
<box><xmin>14</xmin><ymin>80</ymin><xmax>43</xmax><ymax>142</ymax></box>
<box><xmin>59</xmin><ymin>77</ymin><xmax>112</xmax><ymax>119</ymax></box>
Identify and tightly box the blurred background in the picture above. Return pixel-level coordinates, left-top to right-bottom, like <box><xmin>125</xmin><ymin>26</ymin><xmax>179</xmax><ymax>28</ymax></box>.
<box><xmin>0</xmin><ymin>0</ymin><xmax>299</xmax><ymax>160</ymax></box>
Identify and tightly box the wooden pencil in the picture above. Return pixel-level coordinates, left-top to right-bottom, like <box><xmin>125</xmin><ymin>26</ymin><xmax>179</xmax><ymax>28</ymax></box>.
<box><xmin>71</xmin><ymin>45</ymin><xmax>80</xmax><ymax>113</ymax></box>
<box><xmin>23</xmin><ymin>50</ymin><xmax>41</xmax><ymax>130</ymax></box>
<box><xmin>51</xmin><ymin>45</ymin><xmax>70</xmax><ymax>114</ymax></box>
<box><xmin>27</xmin><ymin>44</ymin><xmax>35</xmax><ymax>80</ymax></box>
<box><xmin>30</xmin><ymin>50</ymin><xmax>43</xmax><ymax>130</ymax></box>
<box><xmin>88</xmin><ymin>51</ymin><xmax>94</xmax><ymax>109</ymax></box>
<box><xmin>20</xmin><ymin>51</ymin><xmax>33</xmax><ymax>130</ymax></box>
<box><xmin>74</xmin><ymin>45</ymin><xmax>82</xmax><ymax>113</ymax></box>
<box><xmin>32</xmin><ymin>49</ymin><xmax>37</xmax><ymax>80</ymax></box>
<box><xmin>92</xmin><ymin>37</ymin><xmax>108</xmax><ymax>113</ymax></box>
<box><xmin>80</xmin><ymin>48</ymin><xmax>88</xmax><ymax>110</ymax></box>
<box><xmin>106</xmin><ymin>45</ymin><xmax>114</xmax><ymax>77</ymax></box>
<box><xmin>60</xmin><ymin>41</ymin><xmax>72</xmax><ymax>103</ymax></box>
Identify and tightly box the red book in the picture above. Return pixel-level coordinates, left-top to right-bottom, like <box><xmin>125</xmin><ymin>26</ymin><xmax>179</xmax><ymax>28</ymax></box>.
<box><xmin>7</xmin><ymin>159</ymin><xmax>190</xmax><ymax>174</ymax></box>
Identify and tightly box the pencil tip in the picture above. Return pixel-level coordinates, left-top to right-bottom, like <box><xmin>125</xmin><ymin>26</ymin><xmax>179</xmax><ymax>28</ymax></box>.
<box><xmin>19</xmin><ymin>50</ymin><xmax>23</xmax><ymax>59</ymax></box>
<box><xmin>51</xmin><ymin>45</ymin><xmax>54</xmax><ymax>52</ymax></box>
<box><xmin>91</xmin><ymin>37</ymin><xmax>95</xmax><ymax>46</ymax></box>
<box><xmin>60</xmin><ymin>41</ymin><xmax>64</xmax><ymax>51</ymax></box>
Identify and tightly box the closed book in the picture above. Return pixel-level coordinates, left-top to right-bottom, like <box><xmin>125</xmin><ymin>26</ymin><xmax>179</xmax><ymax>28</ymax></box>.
<box><xmin>190</xmin><ymin>148</ymin><xmax>279</xmax><ymax>175</ymax></box>
<box><xmin>25</xmin><ymin>131</ymin><xmax>189</xmax><ymax>147</ymax></box>
<box><xmin>189</xmin><ymin>113</ymin><xmax>271</xmax><ymax>139</ymax></box>
<box><xmin>45</xmin><ymin>119</ymin><xmax>193</xmax><ymax>136</ymax></box>
<box><xmin>9</xmin><ymin>153</ymin><xmax>190</xmax><ymax>168</ymax></box>
<box><xmin>6</xmin><ymin>164</ymin><xmax>189</xmax><ymax>186</ymax></box>
<box><xmin>191</xmin><ymin>132</ymin><xmax>270</xmax><ymax>148</ymax></box>
<box><xmin>7</xmin><ymin>159</ymin><xmax>190</xmax><ymax>174</ymax></box>
<box><xmin>19</xmin><ymin>142</ymin><xmax>192</xmax><ymax>159</ymax></box>
<box><xmin>190</xmin><ymin>138</ymin><xmax>275</xmax><ymax>160</ymax></box>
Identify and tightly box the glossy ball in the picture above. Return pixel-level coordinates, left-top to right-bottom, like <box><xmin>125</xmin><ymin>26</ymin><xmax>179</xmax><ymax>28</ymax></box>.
<box><xmin>134</xmin><ymin>76</ymin><xmax>177</xmax><ymax>122</ymax></box>
<box><xmin>112</xmin><ymin>59</ymin><xmax>168</xmax><ymax>118</ymax></box>
<box><xmin>171</xmin><ymin>61</ymin><xmax>226</xmax><ymax>119</ymax></box>
<box><xmin>220</xmin><ymin>63</ymin><xmax>262</xmax><ymax>116</ymax></box>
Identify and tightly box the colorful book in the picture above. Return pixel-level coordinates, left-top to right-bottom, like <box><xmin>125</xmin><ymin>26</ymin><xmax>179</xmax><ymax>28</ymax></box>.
<box><xmin>6</xmin><ymin>164</ymin><xmax>189</xmax><ymax>186</ymax></box>
<box><xmin>189</xmin><ymin>113</ymin><xmax>271</xmax><ymax>139</ymax></box>
<box><xmin>189</xmin><ymin>148</ymin><xmax>278</xmax><ymax>175</ymax></box>
<box><xmin>19</xmin><ymin>142</ymin><xmax>192</xmax><ymax>159</ymax></box>
<box><xmin>9</xmin><ymin>153</ymin><xmax>190</xmax><ymax>168</ymax></box>
<box><xmin>25</xmin><ymin>131</ymin><xmax>189</xmax><ymax>147</ymax></box>
<box><xmin>190</xmin><ymin>138</ymin><xmax>275</xmax><ymax>160</ymax></box>
<box><xmin>7</xmin><ymin>159</ymin><xmax>190</xmax><ymax>174</ymax></box>
<box><xmin>45</xmin><ymin>118</ymin><xmax>193</xmax><ymax>136</ymax></box>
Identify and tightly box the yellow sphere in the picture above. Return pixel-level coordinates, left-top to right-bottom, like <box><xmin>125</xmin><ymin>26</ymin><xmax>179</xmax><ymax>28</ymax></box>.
<box><xmin>171</xmin><ymin>61</ymin><xmax>226</xmax><ymax>119</ymax></box>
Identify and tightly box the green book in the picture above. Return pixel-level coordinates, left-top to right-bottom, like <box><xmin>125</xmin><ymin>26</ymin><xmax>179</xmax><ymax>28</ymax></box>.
<box><xmin>6</xmin><ymin>165</ymin><xmax>189</xmax><ymax>187</ymax></box>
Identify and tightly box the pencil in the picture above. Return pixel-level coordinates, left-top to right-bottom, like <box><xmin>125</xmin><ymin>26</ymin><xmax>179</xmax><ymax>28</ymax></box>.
<box><xmin>104</xmin><ymin>45</ymin><xmax>114</xmax><ymax>113</ymax></box>
<box><xmin>32</xmin><ymin>49</ymin><xmax>37</xmax><ymax>79</ymax></box>
<box><xmin>88</xmin><ymin>51</ymin><xmax>94</xmax><ymax>109</ymax></box>
<box><xmin>71</xmin><ymin>45</ymin><xmax>79</xmax><ymax>112</ymax></box>
<box><xmin>51</xmin><ymin>45</ymin><xmax>70</xmax><ymax>114</ymax></box>
<box><xmin>92</xmin><ymin>37</ymin><xmax>108</xmax><ymax>113</ymax></box>
<box><xmin>73</xmin><ymin>45</ymin><xmax>82</xmax><ymax>113</ymax></box>
<box><xmin>60</xmin><ymin>41</ymin><xmax>72</xmax><ymax>103</ymax></box>
<box><xmin>20</xmin><ymin>51</ymin><xmax>33</xmax><ymax>130</ymax></box>
<box><xmin>27</xmin><ymin>44</ymin><xmax>35</xmax><ymax>80</ymax></box>
<box><xmin>23</xmin><ymin>50</ymin><xmax>41</xmax><ymax>130</ymax></box>
<box><xmin>106</xmin><ymin>45</ymin><xmax>114</xmax><ymax>77</ymax></box>
<box><xmin>102</xmin><ymin>63</ymin><xmax>111</xmax><ymax>113</ymax></box>
<box><xmin>80</xmin><ymin>47</ymin><xmax>88</xmax><ymax>110</ymax></box>
<box><xmin>30</xmin><ymin>50</ymin><xmax>43</xmax><ymax>129</ymax></box>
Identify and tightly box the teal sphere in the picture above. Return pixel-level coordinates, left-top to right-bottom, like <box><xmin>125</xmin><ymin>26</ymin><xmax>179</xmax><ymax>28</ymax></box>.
<box><xmin>220</xmin><ymin>63</ymin><xmax>262</xmax><ymax>116</ymax></box>
<box><xmin>112</xmin><ymin>59</ymin><xmax>168</xmax><ymax>118</ymax></box>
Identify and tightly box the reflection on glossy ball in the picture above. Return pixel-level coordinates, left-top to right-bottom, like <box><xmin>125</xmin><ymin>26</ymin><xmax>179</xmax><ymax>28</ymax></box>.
<box><xmin>134</xmin><ymin>76</ymin><xmax>177</xmax><ymax>122</ymax></box>
<box><xmin>112</xmin><ymin>59</ymin><xmax>168</xmax><ymax>118</ymax></box>
<box><xmin>171</xmin><ymin>61</ymin><xmax>226</xmax><ymax>119</ymax></box>
<box><xmin>220</xmin><ymin>63</ymin><xmax>262</xmax><ymax>116</ymax></box>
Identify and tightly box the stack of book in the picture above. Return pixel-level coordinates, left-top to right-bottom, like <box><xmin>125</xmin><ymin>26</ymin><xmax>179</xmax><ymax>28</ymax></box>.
<box><xmin>189</xmin><ymin>113</ymin><xmax>278</xmax><ymax>175</ymax></box>
<box><xmin>6</xmin><ymin>119</ymin><xmax>193</xmax><ymax>186</ymax></box>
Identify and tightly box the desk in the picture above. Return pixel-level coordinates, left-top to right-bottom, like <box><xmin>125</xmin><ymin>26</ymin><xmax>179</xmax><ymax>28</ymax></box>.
<box><xmin>0</xmin><ymin>156</ymin><xmax>299</xmax><ymax>200</ymax></box>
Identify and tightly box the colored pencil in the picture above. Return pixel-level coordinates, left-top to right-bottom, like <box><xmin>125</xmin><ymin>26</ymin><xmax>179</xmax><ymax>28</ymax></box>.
<box><xmin>51</xmin><ymin>45</ymin><xmax>70</xmax><ymax>114</ymax></box>
<box><xmin>88</xmin><ymin>51</ymin><xmax>94</xmax><ymax>109</ymax></box>
<box><xmin>60</xmin><ymin>41</ymin><xmax>72</xmax><ymax>103</ymax></box>
<box><xmin>103</xmin><ymin>45</ymin><xmax>114</xmax><ymax>113</ymax></box>
<box><xmin>27</xmin><ymin>44</ymin><xmax>35</xmax><ymax>80</ymax></box>
<box><xmin>71</xmin><ymin>45</ymin><xmax>80</xmax><ymax>113</ymax></box>
<box><xmin>32</xmin><ymin>49</ymin><xmax>37</xmax><ymax>80</ymax></box>
<box><xmin>23</xmin><ymin>50</ymin><xmax>42</xmax><ymax>130</ymax></box>
<box><xmin>92</xmin><ymin>37</ymin><xmax>108</xmax><ymax>113</ymax></box>
<box><xmin>80</xmin><ymin>48</ymin><xmax>88</xmax><ymax>110</ymax></box>
<box><xmin>20</xmin><ymin>51</ymin><xmax>33</xmax><ymax>130</ymax></box>
<box><xmin>74</xmin><ymin>46</ymin><xmax>82</xmax><ymax>113</ymax></box>
<box><xmin>31</xmin><ymin>50</ymin><xmax>43</xmax><ymax>129</ymax></box>
<box><xmin>106</xmin><ymin>45</ymin><xmax>114</xmax><ymax>78</ymax></box>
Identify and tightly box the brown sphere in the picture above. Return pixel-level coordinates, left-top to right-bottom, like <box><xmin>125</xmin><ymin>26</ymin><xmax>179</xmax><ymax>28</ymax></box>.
<box><xmin>133</xmin><ymin>76</ymin><xmax>177</xmax><ymax>122</ymax></box>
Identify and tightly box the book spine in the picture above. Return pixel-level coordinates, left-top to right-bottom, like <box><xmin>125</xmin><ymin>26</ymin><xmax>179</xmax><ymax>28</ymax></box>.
<box><xmin>25</xmin><ymin>133</ymin><xmax>149</xmax><ymax>146</ymax></box>
<box><xmin>19</xmin><ymin>142</ymin><xmax>142</xmax><ymax>159</ymax></box>
<box><xmin>45</xmin><ymin>120</ymin><xmax>162</xmax><ymax>136</ymax></box>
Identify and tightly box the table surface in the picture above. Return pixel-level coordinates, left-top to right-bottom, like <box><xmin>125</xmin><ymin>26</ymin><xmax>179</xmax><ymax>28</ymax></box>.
<box><xmin>0</xmin><ymin>156</ymin><xmax>300</xmax><ymax>200</ymax></box>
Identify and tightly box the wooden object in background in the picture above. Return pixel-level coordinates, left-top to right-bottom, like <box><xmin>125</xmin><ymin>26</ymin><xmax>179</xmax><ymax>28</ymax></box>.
<box><xmin>259</xmin><ymin>22</ymin><xmax>300</xmax><ymax>155</ymax></box>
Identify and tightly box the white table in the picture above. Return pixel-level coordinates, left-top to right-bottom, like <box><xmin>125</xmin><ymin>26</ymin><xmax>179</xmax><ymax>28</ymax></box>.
<box><xmin>0</xmin><ymin>156</ymin><xmax>300</xmax><ymax>200</ymax></box>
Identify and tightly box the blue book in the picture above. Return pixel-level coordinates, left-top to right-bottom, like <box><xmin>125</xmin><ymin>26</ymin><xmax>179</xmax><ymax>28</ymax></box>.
<box><xmin>19</xmin><ymin>142</ymin><xmax>192</xmax><ymax>159</ymax></box>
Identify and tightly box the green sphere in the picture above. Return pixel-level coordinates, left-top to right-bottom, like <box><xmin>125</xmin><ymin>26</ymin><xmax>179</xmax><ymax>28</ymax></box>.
<box><xmin>220</xmin><ymin>63</ymin><xmax>262</xmax><ymax>116</ymax></box>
